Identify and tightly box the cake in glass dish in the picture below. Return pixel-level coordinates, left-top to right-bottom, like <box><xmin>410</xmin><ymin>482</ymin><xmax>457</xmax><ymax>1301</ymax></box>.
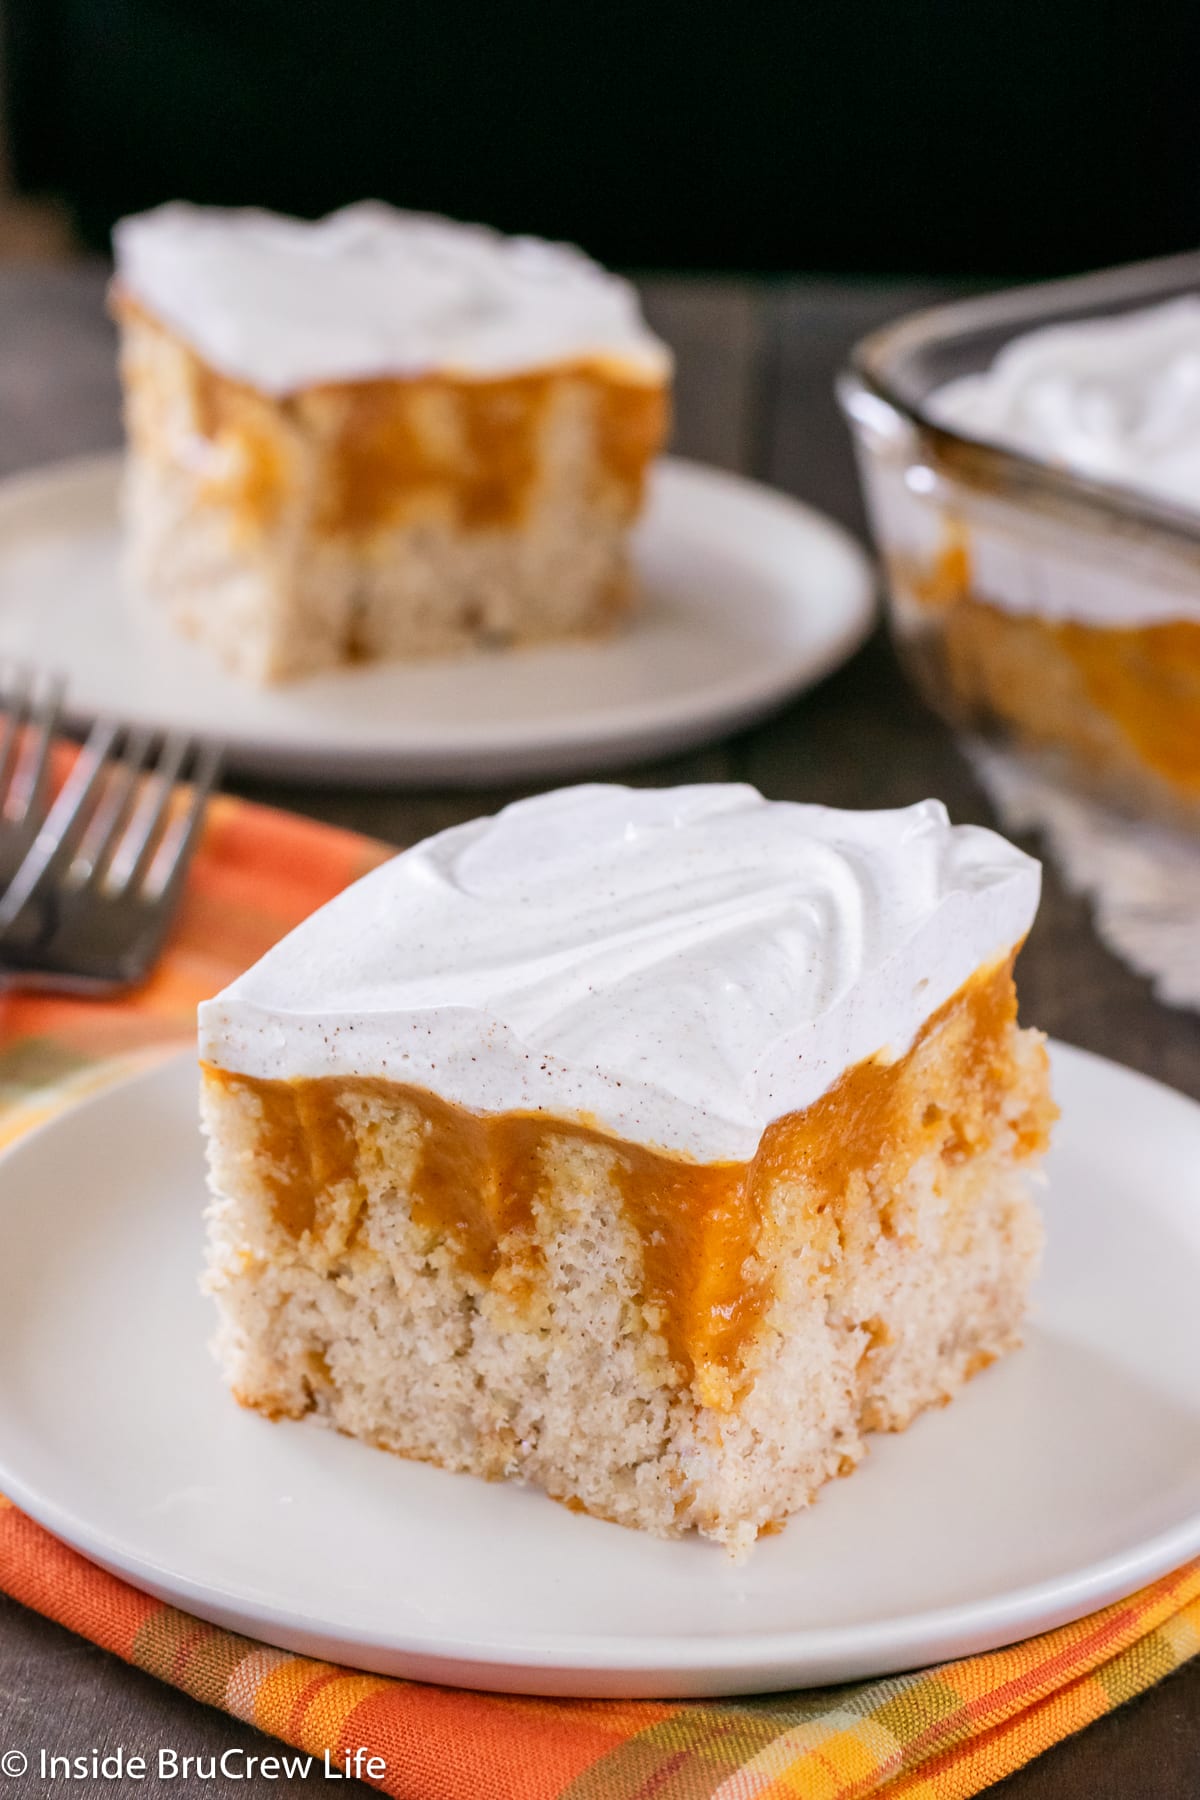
<box><xmin>111</xmin><ymin>203</ymin><xmax>671</xmax><ymax>683</ymax></box>
<box><xmin>840</xmin><ymin>256</ymin><xmax>1200</xmax><ymax>831</ymax></box>
<box><xmin>199</xmin><ymin>783</ymin><xmax>1055</xmax><ymax>1557</ymax></box>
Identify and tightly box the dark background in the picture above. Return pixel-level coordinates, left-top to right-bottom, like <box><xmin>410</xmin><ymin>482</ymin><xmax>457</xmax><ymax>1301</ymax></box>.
<box><xmin>6</xmin><ymin>0</ymin><xmax>1200</xmax><ymax>276</ymax></box>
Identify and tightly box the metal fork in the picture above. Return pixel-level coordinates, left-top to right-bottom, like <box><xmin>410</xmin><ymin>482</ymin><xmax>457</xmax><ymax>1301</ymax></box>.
<box><xmin>0</xmin><ymin>721</ymin><xmax>222</xmax><ymax>994</ymax></box>
<box><xmin>0</xmin><ymin>663</ymin><xmax>67</xmax><ymax>891</ymax></box>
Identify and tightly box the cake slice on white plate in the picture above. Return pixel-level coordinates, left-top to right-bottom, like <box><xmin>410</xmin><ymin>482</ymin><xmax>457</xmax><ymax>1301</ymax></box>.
<box><xmin>199</xmin><ymin>783</ymin><xmax>1055</xmax><ymax>1556</ymax></box>
<box><xmin>112</xmin><ymin>204</ymin><xmax>671</xmax><ymax>682</ymax></box>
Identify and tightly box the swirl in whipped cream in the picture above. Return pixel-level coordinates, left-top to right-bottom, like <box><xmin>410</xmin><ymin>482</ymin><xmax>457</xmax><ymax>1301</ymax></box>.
<box><xmin>930</xmin><ymin>296</ymin><xmax>1200</xmax><ymax>515</ymax></box>
<box><xmin>113</xmin><ymin>202</ymin><xmax>671</xmax><ymax>395</ymax></box>
<box><xmin>199</xmin><ymin>784</ymin><xmax>1039</xmax><ymax>1161</ymax></box>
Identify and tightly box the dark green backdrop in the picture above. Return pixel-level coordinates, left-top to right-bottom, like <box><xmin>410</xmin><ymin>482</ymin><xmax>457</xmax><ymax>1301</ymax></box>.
<box><xmin>7</xmin><ymin>0</ymin><xmax>1198</xmax><ymax>275</ymax></box>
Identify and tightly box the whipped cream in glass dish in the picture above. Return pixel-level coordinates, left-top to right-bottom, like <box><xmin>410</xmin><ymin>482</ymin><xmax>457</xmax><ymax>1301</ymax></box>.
<box><xmin>840</xmin><ymin>256</ymin><xmax>1200</xmax><ymax>830</ymax></box>
<box><xmin>930</xmin><ymin>296</ymin><xmax>1200</xmax><ymax>520</ymax></box>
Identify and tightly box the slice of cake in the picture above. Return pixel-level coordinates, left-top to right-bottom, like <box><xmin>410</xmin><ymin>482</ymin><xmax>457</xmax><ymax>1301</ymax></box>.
<box><xmin>199</xmin><ymin>784</ymin><xmax>1055</xmax><ymax>1556</ymax></box>
<box><xmin>111</xmin><ymin>204</ymin><xmax>671</xmax><ymax>683</ymax></box>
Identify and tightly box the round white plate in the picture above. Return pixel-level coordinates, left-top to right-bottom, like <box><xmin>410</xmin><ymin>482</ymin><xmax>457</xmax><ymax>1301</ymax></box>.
<box><xmin>0</xmin><ymin>454</ymin><xmax>873</xmax><ymax>785</ymax></box>
<box><xmin>0</xmin><ymin>1041</ymin><xmax>1198</xmax><ymax>1699</ymax></box>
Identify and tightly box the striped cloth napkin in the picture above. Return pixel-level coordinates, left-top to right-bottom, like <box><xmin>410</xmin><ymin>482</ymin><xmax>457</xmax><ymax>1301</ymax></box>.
<box><xmin>0</xmin><ymin>787</ymin><xmax>1197</xmax><ymax>1799</ymax></box>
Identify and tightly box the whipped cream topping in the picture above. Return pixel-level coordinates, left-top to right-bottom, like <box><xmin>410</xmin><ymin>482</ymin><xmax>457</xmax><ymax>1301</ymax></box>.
<box><xmin>200</xmin><ymin>784</ymin><xmax>1040</xmax><ymax>1162</ymax></box>
<box><xmin>113</xmin><ymin>202</ymin><xmax>671</xmax><ymax>394</ymax></box>
<box><xmin>930</xmin><ymin>296</ymin><xmax>1200</xmax><ymax>515</ymax></box>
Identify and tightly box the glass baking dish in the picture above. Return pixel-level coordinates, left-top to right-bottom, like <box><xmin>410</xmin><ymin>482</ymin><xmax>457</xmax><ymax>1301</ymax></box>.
<box><xmin>838</xmin><ymin>252</ymin><xmax>1200</xmax><ymax>832</ymax></box>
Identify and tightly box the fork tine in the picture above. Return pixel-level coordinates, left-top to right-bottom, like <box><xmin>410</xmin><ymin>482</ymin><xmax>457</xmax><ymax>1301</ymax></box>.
<box><xmin>107</xmin><ymin>730</ymin><xmax>192</xmax><ymax>896</ymax></box>
<box><xmin>141</xmin><ymin>741</ymin><xmax>222</xmax><ymax>903</ymax></box>
<box><xmin>0</xmin><ymin>717</ymin><xmax>120</xmax><ymax>930</ymax></box>
<box><xmin>12</xmin><ymin>670</ymin><xmax>67</xmax><ymax>827</ymax></box>
<box><xmin>0</xmin><ymin>663</ymin><xmax>34</xmax><ymax>817</ymax></box>
<box><xmin>71</xmin><ymin>725</ymin><xmax>156</xmax><ymax>888</ymax></box>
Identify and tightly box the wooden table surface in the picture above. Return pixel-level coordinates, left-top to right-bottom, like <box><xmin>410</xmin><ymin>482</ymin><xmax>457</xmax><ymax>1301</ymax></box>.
<box><xmin>0</xmin><ymin>265</ymin><xmax>1197</xmax><ymax>1798</ymax></box>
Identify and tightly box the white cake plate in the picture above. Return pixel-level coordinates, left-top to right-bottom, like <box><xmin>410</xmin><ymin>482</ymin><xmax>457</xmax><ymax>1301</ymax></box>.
<box><xmin>0</xmin><ymin>454</ymin><xmax>874</xmax><ymax>785</ymax></box>
<box><xmin>0</xmin><ymin>1041</ymin><xmax>1198</xmax><ymax>1698</ymax></box>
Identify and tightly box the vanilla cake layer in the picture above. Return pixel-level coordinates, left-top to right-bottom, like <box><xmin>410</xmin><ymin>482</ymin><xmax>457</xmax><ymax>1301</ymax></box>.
<box><xmin>199</xmin><ymin>785</ymin><xmax>1054</xmax><ymax>1554</ymax></box>
<box><xmin>112</xmin><ymin>205</ymin><xmax>671</xmax><ymax>683</ymax></box>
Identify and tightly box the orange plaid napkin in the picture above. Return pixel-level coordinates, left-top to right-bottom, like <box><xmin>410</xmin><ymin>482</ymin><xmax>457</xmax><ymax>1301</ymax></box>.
<box><xmin>0</xmin><ymin>788</ymin><xmax>1197</xmax><ymax>1799</ymax></box>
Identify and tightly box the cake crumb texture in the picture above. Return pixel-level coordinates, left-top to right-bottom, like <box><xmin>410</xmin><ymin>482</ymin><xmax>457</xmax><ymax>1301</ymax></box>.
<box><xmin>202</xmin><ymin>957</ymin><xmax>1054</xmax><ymax>1556</ymax></box>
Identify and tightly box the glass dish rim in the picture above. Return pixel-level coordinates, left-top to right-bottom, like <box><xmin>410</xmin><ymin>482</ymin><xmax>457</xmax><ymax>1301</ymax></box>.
<box><xmin>840</xmin><ymin>248</ymin><xmax>1200</xmax><ymax>555</ymax></box>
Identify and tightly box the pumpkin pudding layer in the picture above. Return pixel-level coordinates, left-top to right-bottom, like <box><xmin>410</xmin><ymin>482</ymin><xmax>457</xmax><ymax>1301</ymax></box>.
<box><xmin>890</xmin><ymin>544</ymin><xmax>1200</xmax><ymax>825</ymax></box>
<box><xmin>113</xmin><ymin>204</ymin><xmax>671</xmax><ymax>683</ymax></box>
<box><xmin>199</xmin><ymin>784</ymin><xmax>1054</xmax><ymax>1556</ymax></box>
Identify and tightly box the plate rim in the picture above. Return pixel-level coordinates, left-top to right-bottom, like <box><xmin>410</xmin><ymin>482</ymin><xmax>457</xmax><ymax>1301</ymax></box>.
<box><xmin>0</xmin><ymin>452</ymin><xmax>877</xmax><ymax>786</ymax></box>
<box><xmin>0</xmin><ymin>1039</ymin><xmax>1197</xmax><ymax>1695</ymax></box>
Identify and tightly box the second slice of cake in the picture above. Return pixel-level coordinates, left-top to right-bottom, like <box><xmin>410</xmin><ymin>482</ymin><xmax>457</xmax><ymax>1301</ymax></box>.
<box><xmin>200</xmin><ymin>784</ymin><xmax>1055</xmax><ymax>1555</ymax></box>
<box><xmin>112</xmin><ymin>204</ymin><xmax>671</xmax><ymax>682</ymax></box>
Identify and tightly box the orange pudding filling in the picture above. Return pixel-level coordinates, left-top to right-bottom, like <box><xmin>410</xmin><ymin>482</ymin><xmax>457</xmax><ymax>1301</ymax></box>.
<box><xmin>901</xmin><ymin>538</ymin><xmax>1200</xmax><ymax>807</ymax></box>
<box><xmin>1055</xmin><ymin>617</ymin><xmax>1200</xmax><ymax>795</ymax></box>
